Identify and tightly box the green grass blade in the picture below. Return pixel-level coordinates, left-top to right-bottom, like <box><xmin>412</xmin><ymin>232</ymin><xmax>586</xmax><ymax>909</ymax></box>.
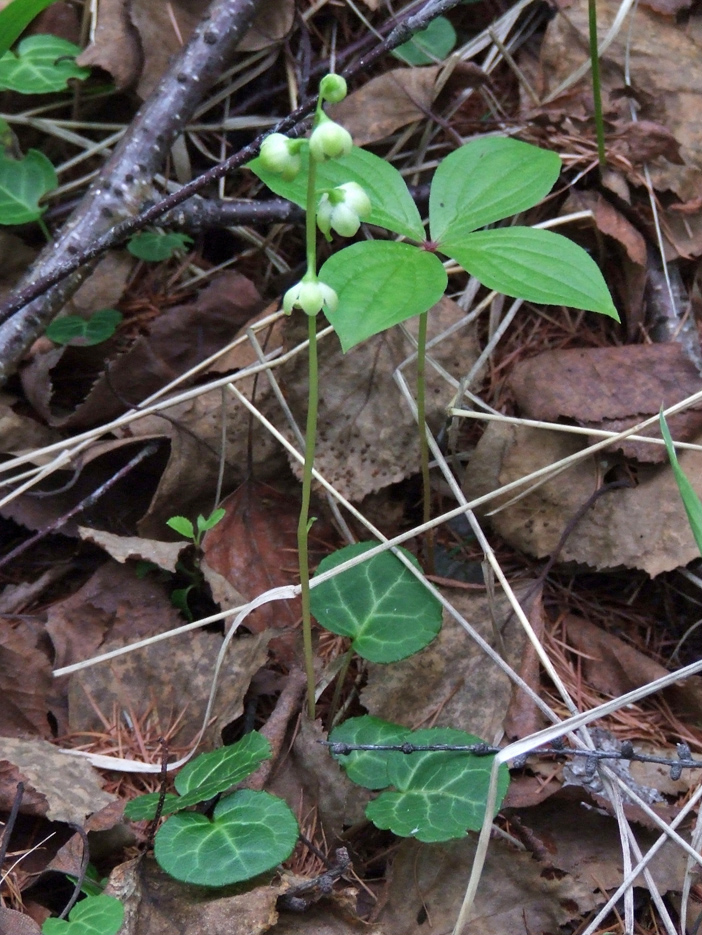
<box><xmin>660</xmin><ymin>410</ymin><xmax>702</xmax><ymax>555</ymax></box>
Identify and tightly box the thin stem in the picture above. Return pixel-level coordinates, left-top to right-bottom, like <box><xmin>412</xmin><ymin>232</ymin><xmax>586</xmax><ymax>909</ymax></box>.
<box><xmin>416</xmin><ymin>310</ymin><xmax>434</xmax><ymax>573</ymax></box>
<box><xmin>588</xmin><ymin>0</ymin><xmax>606</xmax><ymax>169</ymax></box>
<box><xmin>326</xmin><ymin>645</ymin><xmax>354</xmax><ymax>731</ymax></box>
<box><xmin>299</xmin><ymin>128</ymin><xmax>321</xmax><ymax>719</ymax></box>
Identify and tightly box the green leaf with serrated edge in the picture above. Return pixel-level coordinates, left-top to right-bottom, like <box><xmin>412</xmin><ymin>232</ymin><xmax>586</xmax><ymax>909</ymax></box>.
<box><xmin>42</xmin><ymin>894</ymin><xmax>124</xmax><ymax>935</ymax></box>
<box><xmin>366</xmin><ymin>726</ymin><xmax>509</xmax><ymax>843</ymax></box>
<box><xmin>153</xmin><ymin>789</ymin><xmax>298</xmax><ymax>886</ymax></box>
<box><xmin>320</xmin><ymin>241</ymin><xmax>447</xmax><ymax>352</ymax></box>
<box><xmin>124</xmin><ymin>792</ymin><xmax>179</xmax><ymax>822</ymax></box>
<box><xmin>197</xmin><ymin>508</ymin><xmax>226</xmax><ymax>533</ymax></box>
<box><xmin>661</xmin><ymin>410</ymin><xmax>702</xmax><ymax>555</ymax></box>
<box><xmin>392</xmin><ymin>16</ymin><xmax>457</xmax><ymax>65</ymax></box>
<box><xmin>0</xmin><ymin>36</ymin><xmax>90</xmax><ymax>94</ymax></box>
<box><xmin>127</xmin><ymin>231</ymin><xmax>193</xmax><ymax>261</ymax></box>
<box><xmin>248</xmin><ymin>145</ymin><xmax>424</xmax><ymax>241</ymax></box>
<box><xmin>442</xmin><ymin>227</ymin><xmax>619</xmax><ymax>318</ymax></box>
<box><xmin>329</xmin><ymin>716</ymin><xmax>412</xmax><ymax>789</ymax></box>
<box><xmin>0</xmin><ymin>0</ymin><xmax>60</xmax><ymax>60</ymax></box>
<box><xmin>310</xmin><ymin>542</ymin><xmax>442</xmax><ymax>662</ymax></box>
<box><xmin>429</xmin><ymin>138</ymin><xmax>561</xmax><ymax>244</ymax></box>
<box><xmin>166</xmin><ymin>515</ymin><xmax>195</xmax><ymax>540</ymax></box>
<box><xmin>0</xmin><ymin>147</ymin><xmax>56</xmax><ymax>224</ymax></box>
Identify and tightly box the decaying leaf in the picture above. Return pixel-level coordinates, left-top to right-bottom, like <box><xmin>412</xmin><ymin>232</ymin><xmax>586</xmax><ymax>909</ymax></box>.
<box><xmin>463</xmin><ymin>420</ymin><xmax>702</xmax><ymax>575</ymax></box>
<box><xmin>77</xmin><ymin>527</ymin><xmax>188</xmax><ymax>573</ymax></box>
<box><xmin>329</xmin><ymin>66</ymin><xmax>439</xmax><ymax>146</ymax></box>
<box><xmin>0</xmin><ymin>620</ymin><xmax>53</xmax><ymax>738</ymax></box>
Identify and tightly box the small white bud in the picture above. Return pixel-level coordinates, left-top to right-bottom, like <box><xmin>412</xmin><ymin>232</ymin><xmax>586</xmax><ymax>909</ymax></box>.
<box><xmin>283</xmin><ymin>278</ymin><xmax>338</xmax><ymax>316</ymax></box>
<box><xmin>259</xmin><ymin>133</ymin><xmax>301</xmax><ymax>180</ymax></box>
<box><xmin>320</xmin><ymin>73</ymin><xmax>347</xmax><ymax>103</ymax></box>
<box><xmin>309</xmin><ymin>119</ymin><xmax>352</xmax><ymax>163</ymax></box>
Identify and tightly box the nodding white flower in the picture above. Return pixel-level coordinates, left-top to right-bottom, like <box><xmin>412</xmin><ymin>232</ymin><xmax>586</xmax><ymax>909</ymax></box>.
<box><xmin>309</xmin><ymin>118</ymin><xmax>352</xmax><ymax>163</ymax></box>
<box><xmin>320</xmin><ymin>73</ymin><xmax>347</xmax><ymax>103</ymax></box>
<box><xmin>283</xmin><ymin>277</ymin><xmax>339</xmax><ymax>316</ymax></box>
<box><xmin>317</xmin><ymin>182</ymin><xmax>372</xmax><ymax>238</ymax></box>
<box><xmin>259</xmin><ymin>133</ymin><xmax>301</xmax><ymax>180</ymax></box>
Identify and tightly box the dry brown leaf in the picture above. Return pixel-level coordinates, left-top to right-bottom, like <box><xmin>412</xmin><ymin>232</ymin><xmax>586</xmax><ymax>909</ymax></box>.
<box><xmin>463</xmin><ymin>420</ymin><xmax>702</xmax><ymax>575</ymax></box>
<box><xmin>0</xmin><ymin>908</ymin><xmax>41</xmax><ymax>935</ymax></box>
<box><xmin>329</xmin><ymin>66</ymin><xmax>439</xmax><ymax>146</ymax></box>
<box><xmin>0</xmin><ymin>737</ymin><xmax>116</xmax><ymax>825</ymax></box>
<box><xmin>0</xmin><ymin>392</ymin><xmax>60</xmax><ymax>454</ymax></box>
<box><xmin>77</xmin><ymin>527</ymin><xmax>188</xmax><ymax>573</ymax></box>
<box><xmin>379</xmin><ymin>835</ymin><xmax>600</xmax><ymax>935</ymax></box>
<box><xmin>508</xmin><ymin>344</ymin><xmax>702</xmax><ymax>463</ymax></box>
<box><xmin>503</xmin><ymin>586</ymin><xmax>549</xmax><ymax>739</ymax></box>
<box><xmin>541</xmin><ymin>0</ymin><xmax>702</xmax><ymax>203</ymax></box>
<box><xmin>0</xmin><ymin>760</ymin><xmax>48</xmax><ymax>815</ymax></box>
<box><xmin>567</xmin><ymin>190</ymin><xmax>646</xmax><ymax>265</ymax></box>
<box><xmin>0</xmin><ymin>620</ymin><xmax>53</xmax><ymax>738</ymax></box>
<box><xmin>361</xmin><ymin>588</ymin><xmax>527</xmax><ymax>743</ymax></box>
<box><xmin>76</xmin><ymin>0</ymin><xmax>142</xmax><ymax>89</ymax></box>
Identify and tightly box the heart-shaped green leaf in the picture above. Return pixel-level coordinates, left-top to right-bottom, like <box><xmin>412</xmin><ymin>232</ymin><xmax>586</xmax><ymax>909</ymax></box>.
<box><xmin>330</xmin><ymin>717</ymin><xmax>510</xmax><ymax>843</ymax></box>
<box><xmin>310</xmin><ymin>542</ymin><xmax>442</xmax><ymax>662</ymax></box>
<box><xmin>429</xmin><ymin>137</ymin><xmax>561</xmax><ymax>243</ymax></box>
<box><xmin>0</xmin><ymin>147</ymin><xmax>56</xmax><ymax>224</ymax></box>
<box><xmin>42</xmin><ymin>894</ymin><xmax>124</xmax><ymax>935</ymax></box>
<box><xmin>0</xmin><ymin>35</ymin><xmax>90</xmax><ymax>93</ymax></box>
<box><xmin>249</xmin><ymin>145</ymin><xmax>425</xmax><ymax>241</ymax></box>
<box><xmin>320</xmin><ymin>241</ymin><xmax>447</xmax><ymax>352</ymax></box>
<box><xmin>153</xmin><ymin>789</ymin><xmax>299</xmax><ymax>886</ymax></box>
<box><xmin>46</xmin><ymin>308</ymin><xmax>121</xmax><ymax>346</ymax></box>
<box><xmin>442</xmin><ymin>227</ymin><xmax>619</xmax><ymax>318</ymax></box>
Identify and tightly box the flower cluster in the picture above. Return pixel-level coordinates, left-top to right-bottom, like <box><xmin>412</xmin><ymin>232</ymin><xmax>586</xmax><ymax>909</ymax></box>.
<box><xmin>317</xmin><ymin>182</ymin><xmax>371</xmax><ymax>239</ymax></box>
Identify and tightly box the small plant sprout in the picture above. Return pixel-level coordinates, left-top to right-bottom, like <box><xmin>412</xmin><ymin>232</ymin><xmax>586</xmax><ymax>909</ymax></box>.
<box><xmin>166</xmin><ymin>508</ymin><xmax>225</xmax><ymax>548</ymax></box>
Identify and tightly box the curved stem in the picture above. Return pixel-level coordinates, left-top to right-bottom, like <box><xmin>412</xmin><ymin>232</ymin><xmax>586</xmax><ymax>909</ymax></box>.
<box><xmin>416</xmin><ymin>310</ymin><xmax>434</xmax><ymax>573</ymax></box>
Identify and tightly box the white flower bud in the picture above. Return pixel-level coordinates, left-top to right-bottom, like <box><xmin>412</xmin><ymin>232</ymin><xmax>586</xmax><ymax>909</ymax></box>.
<box><xmin>320</xmin><ymin>74</ymin><xmax>347</xmax><ymax>103</ymax></box>
<box><xmin>283</xmin><ymin>278</ymin><xmax>339</xmax><ymax>316</ymax></box>
<box><xmin>317</xmin><ymin>181</ymin><xmax>371</xmax><ymax>238</ymax></box>
<box><xmin>309</xmin><ymin>119</ymin><xmax>352</xmax><ymax>163</ymax></box>
<box><xmin>259</xmin><ymin>133</ymin><xmax>301</xmax><ymax>180</ymax></box>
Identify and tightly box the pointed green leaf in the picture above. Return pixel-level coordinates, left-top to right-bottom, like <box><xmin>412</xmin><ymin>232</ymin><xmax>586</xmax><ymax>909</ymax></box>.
<box><xmin>329</xmin><ymin>716</ymin><xmax>413</xmax><ymax>789</ymax></box>
<box><xmin>442</xmin><ymin>227</ymin><xmax>619</xmax><ymax>318</ymax></box>
<box><xmin>0</xmin><ymin>36</ymin><xmax>90</xmax><ymax>94</ymax></box>
<box><xmin>0</xmin><ymin>0</ymin><xmax>61</xmax><ymax>61</ymax></box>
<box><xmin>249</xmin><ymin>145</ymin><xmax>425</xmax><ymax>241</ymax></box>
<box><xmin>660</xmin><ymin>411</ymin><xmax>702</xmax><ymax>555</ymax></box>
<box><xmin>320</xmin><ymin>241</ymin><xmax>447</xmax><ymax>352</ymax></box>
<box><xmin>166</xmin><ymin>515</ymin><xmax>195</xmax><ymax>540</ymax></box>
<box><xmin>392</xmin><ymin>16</ymin><xmax>457</xmax><ymax>65</ymax></box>
<box><xmin>154</xmin><ymin>789</ymin><xmax>298</xmax><ymax>886</ymax></box>
<box><xmin>430</xmin><ymin>138</ymin><xmax>561</xmax><ymax>243</ymax></box>
<box><xmin>0</xmin><ymin>147</ymin><xmax>56</xmax><ymax>224</ymax></box>
<box><xmin>42</xmin><ymin>894</ymin><xmax>124</xmax><ymax>935</ymax></box>
<box><xmin>366</xmin><ymin>726</ymin><xmax>509</xmax><ymax>842</ymax></box>
<box><xmin>310</xmin><ymin>542</ymin><xmax>442</xmax><ymax>662</ymax></box>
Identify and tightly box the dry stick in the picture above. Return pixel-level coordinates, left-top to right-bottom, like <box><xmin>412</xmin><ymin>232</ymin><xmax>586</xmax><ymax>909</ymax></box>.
<box><xmin>0</xmin><ymin>441</ymin><xmax>158</xmax><ymax>571</ymax></box>
<box><xmin>0</xmin><ymin>0</ymin><xmax>464</xmax><ymax>386</ymax></box>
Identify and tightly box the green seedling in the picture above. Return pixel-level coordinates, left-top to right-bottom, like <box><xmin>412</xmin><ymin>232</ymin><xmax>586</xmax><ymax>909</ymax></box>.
<box><xmin>166</xmin><ymin>508</ymin><xmax>225</xmax><ymax>548</ymax></box>
<box><xmin>46</xmin><ymin>308</ymin><xmax>122</xmax><ymax>346</ymax></box>
<box><xmin>330</xmin><ymin>716</ymin><xmax>510</xmax><ymax>842</ymax></box>
<box><xmin>392</xmin><ymin>15</ymin><xmax>457</xmax><ymax>65</ymax></box>
<box><xmin>661</xmin><ymin>410</ymin><xmax>702</xmax><ymax>554</ymax></box>
<box><xmin>0</xmin><ymin>146</ymin><xmax>56</xmax><ymax>225</ymax></box>
<box><xmin>0</xmin><ymin>35</ymin><xmax>89</xmax><ymax>93</ymax></box>
<box><xmin>127</xmin><ymin>230</ymin><xmax>194</xmax><ymax>262</ymax></box>
<box><xmin>124</xmin><ymin>732</ymin><xmax>299</xmax><ymax>886</ymax></box>
<box><xmin>42</xmin><ymin>893</ymin><xmax>124</xmax><ymax>935</ymax></box>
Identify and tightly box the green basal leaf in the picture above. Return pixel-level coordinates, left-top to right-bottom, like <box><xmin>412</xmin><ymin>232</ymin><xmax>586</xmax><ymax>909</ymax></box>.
<box><xmin>320</xmin><ymin>241</ymin><xmax>447</xmax><ymax>352</ymax></box>
<box><xmin>329</xmin><ymin>716</ymin><xmax>413</xmax><ymax>789</ymax></box>
<box><xmin>41</xmin><ymin>894</ymin><xmax>124</xmax><ymax>935</ymax></box>
<box><xmin>248</xmin><ymin>145</ymin><xmax>425</xmax><ymax>241</ymax></box>
<box><xmin>429</xmin><ymin>138</ymin><xmax>561</xmax><ymax>243</ymax></box>
<box><xmin>0</xmin><ymin>147</ymin><xmax>56</xmax><ymax>224</ymax></box>
<box><xmin>310</xmin><ymin>541</ymin><xmax>442</xmax><ymax>663</ymax></box>
<box><xmin>166</xmin><ymin>515</ymin><xmax>195</xmax><ymax>540</ymax></box>
<box><xmin>442</xmin><ymin>227</ymin><xmax>619</xmax><ymax>318</ymax></box>
<box><xmin>0</xmin><ymin>36</ymin><xmax>90</xmax><ymax>94</ymax></box>
<box><xmin>46</xmin><ymin>308</ymin><xmax>121</xmax><ymax>346</ymax></box>
<box><xmin>392</xmin><ymin>16</ymin><xmax>457</xmax><ymax>65</ymax></box>
<box><xmin>127</xmin><ymin>231</ymin><xmax>193</xmax><ymax>261</ymax></box>
<box><xmin>154</xmin><ymin>789</ymin><xmax>299</xmax><ymax>886</ymax></box>
<box><xmin>123</xmin><ymin>791</ymin><xmax>179</xmax><ymax>822</ymax></box>
<box><xmin>660</xmin><ymin>410</ymin><xmax>702</xmax><ymax>555</ymax></box>
<box><xmin>0</xmin><ymin>0</ymin><xmax>61</xmax><ymax>60</ymax></box>
<box><xmin>197</xmin><ymin>508</ymin><xmax>226</xmax><ymax>533</ymax></box>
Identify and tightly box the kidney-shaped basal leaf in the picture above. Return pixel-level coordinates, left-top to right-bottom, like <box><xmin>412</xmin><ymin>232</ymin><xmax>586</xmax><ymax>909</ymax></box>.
<box><xmin>249</xmin><ymin>145</ymin><xmax>425</xmax><ymax>241</ymax></box>
<box><xmin>124</xmin><ymin>732</ymin><xmax>272</xmax><ymax>821</ymax></box>
<box><xmin>320</xmin><ymin>241</ymin><xmax>447</xmax><ymax>352</ymax></box>
<box><xmin>443</xmin><ymin>227</ymin><xmax>619</xmax><ymax>319</ymax></box>
<box><xmin>429</xmin><ymin>138</ymin><xmax>561</xmax><ymax>244</ymax></box>
<box><xmin>329</xmin><ymin>715</ymin><xmax>413</xmax><ymax>789</ymax></box>
<box><xmin>42</xmin><ymin>894</ymin><xmax>124</xmax><ymax>935</ymax></box>
<box><xmin>310</xmin><ymin>542</ymin><xmax>442</xmax><ymax>662</ymax></box>
<box><xmin>154</xmin><ymin>788</ymin><xmax>299</xmax><ymax>886</ymax></box>
<box><xmin>0</xmin><ymin>36</ymin><xmax>90</xmax><ymax>94</ymax></box>
<box><xmin>372</xmin><ymin>725</ymin><xmax>509</xmax><ymax>843</ymax></box>
<box><xmin>392</xmin><ymin>15</ymin><xmax>457</xmax><ymax>65</ymax></box>
<box><xmin>0</xmin><ymin>147</ymin><xmax>56</xmax><ymax>224</ymax></box>
<box><xmin>46</xmin><ymin>308</ymin><xmax>122</xmax><ymax>346</ymax></box>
